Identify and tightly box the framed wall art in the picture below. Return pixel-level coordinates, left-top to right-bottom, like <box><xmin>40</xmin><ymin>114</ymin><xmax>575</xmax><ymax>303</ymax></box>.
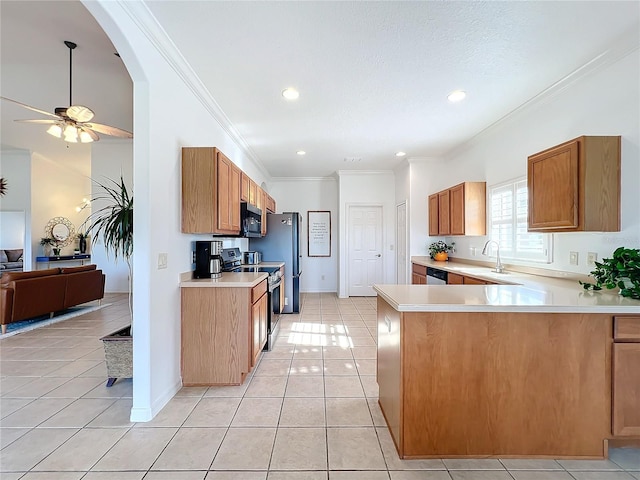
<box><xmin>307</xmin><ymin>210</ymin><xmax>331</xmax><ymax>257</ymax></box>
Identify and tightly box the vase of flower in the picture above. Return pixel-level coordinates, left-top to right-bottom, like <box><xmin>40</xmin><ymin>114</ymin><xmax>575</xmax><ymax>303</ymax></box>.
<box><xmin>429</xmin><ymin>240</ymin><xmax>455</xmax><ymax>261</ymax></box>
<box><xmin>40</xmin><ymin>237</ymin><xmax>55</xmax><ymax>257</ymax></box>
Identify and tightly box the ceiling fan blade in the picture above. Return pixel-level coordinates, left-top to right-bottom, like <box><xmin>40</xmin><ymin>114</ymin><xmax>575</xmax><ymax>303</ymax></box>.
<box><xmin>66</xmin><ymin>105</ymin><xmax>94</xmax><ymax>123</ymax></box>
<box><xmin>84</xmin><ymin>122</ymin><xmax>133</xmax><ymax>139</ymax></box>
<box><xmin>1</xmin><ymin>96</ymin><xmax>61</xmax><ymax>119</ymax></box>
<box><xmin>80</xmin><ymin>127</ymin><xmax>100</xmax><ymax>142</ymax></box>
<box><xmin>14</xmin><ymin>119</ymin><xmax>58</xmax><ymax>124</ymax></box>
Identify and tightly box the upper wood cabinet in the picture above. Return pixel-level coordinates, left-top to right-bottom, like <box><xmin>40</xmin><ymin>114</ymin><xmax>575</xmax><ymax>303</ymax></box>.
<box><xmin>241</xmin><ymin>173</ymin><xmax>251</xmax><ymax>202</ymax></box>
<box><xmin>428</xmin><ymin>194</ymin><xmax>439</xmax><ymax>236</ymax></box>
<box><xmin>181</xmin><ymin>147</ymin><xmax>241</xmax><ymax>235</ymax></box>
<box><xmin>429</xmin><ymin>182</ymin><xmax>486</xmax><ymax>236</ymax></box>
<box><xmin>527</xmin><ymin>136</ymin><xmax>620</xmax><ymax>232</ymax></box>
<box><xmin>266</xmin><ymin>194</ymin><xmax>276</xmax><ymax>214</ymax></box>
<box><xmin>249</xmin><ymin>180</ymin><xmax>258</xmax><ymax>207</ymax></box>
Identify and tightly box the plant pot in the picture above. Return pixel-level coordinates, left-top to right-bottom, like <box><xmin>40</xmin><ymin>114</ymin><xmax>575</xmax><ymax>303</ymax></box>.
<box><xmin>434</xmin><ymin>252</ymin><xmax>448</xmax><ymax>261</ymax></box>
<box><xmin>79</xmin><ymin>236</ymin><xmax>87</xmax><ymax>254</ymax></box>
<box><xmin>52</xmin><ymin>248</ymin><xmax>60</xmax><ymax>256</ymax></box>
<box><xmin>100</xmin><ymin>325</ymin><xmax>132</xmax><ymax>387</ymax></box>
<box><xmin>43</xmin><ymin>245</ymin><xmax>52</xmax><ymax>256</ymax></box>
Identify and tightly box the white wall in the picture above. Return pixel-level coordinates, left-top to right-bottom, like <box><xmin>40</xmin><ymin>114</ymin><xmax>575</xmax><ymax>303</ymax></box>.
<box><xmin>336</xmin><ymin>171</ymin><xmax>397</xmax><ymax>297</ymax></box>
<box><xmin>405</xmin><ymin>48</ymin><xmax>640</xmax><ymax>276</ymax></box>
<box><xmin>90</xmin><ymin>140</ymin><xmax>133</xmax><ymax>292</ymax></box>
<box><xmin>0</xmin><ymin>149</ymin><xmax>32</xmax><ymax>269</ymax></box>
<box><xmin>270</xmin><ymin>177</ymin><xmax>338</xmax><ymax>293</ymax></box>
<box><xmin>85</xmin><ymin>0</ymin><xmax>271</xmax><ymax>422</ymax></box>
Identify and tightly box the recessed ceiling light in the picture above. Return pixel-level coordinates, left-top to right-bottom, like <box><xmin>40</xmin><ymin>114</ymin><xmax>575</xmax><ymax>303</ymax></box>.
<box><xmin>447</xmin><ymin>90</ymin><xmax>466</xmax><ymax>103</ymax></box>
<box><xmin>297</xmin><ymin>150</ymin><xmax>306</xmax><ymax>156</ymax></box>
<box><xmin>282</xmin><ymin>88</ymin><xmax>300</xmax><ymax>100</ymax></box>
<box><xmin>395</xmin><ymin>151</ymin><xmax>406</xmax><ymax>157</ymax></box>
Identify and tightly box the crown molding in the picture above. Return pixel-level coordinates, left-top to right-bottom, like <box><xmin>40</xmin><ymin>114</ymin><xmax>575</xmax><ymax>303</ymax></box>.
<box><xmin>444</xmin><ymin>28</ymin><xmax>640</xmax><ymax>159</ymax></box>
<box><xmin>336</xmin><ymin>170</ymin><xmax>394</xmax><ymax>176</ymax></box>
<box><xmin>118</xmin><ymin>1</ymin><xmax>272</xmax><ymax>181</ymax></box>
<box><xmin>271</xmin><ymin>176</ymin><xmax>337</xmax><ymax>183</ymax></box>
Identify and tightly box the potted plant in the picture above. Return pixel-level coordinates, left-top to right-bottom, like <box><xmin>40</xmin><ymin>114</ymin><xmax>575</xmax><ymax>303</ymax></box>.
<box><xmin>40</xmin><ymin>237</ymin><xmax>56</xmax><ymax>257</ymax></box>
<box><xmin>580</xmin><ymin>247</ymin><xmax>640</xmax><ymax>300</ymax></box>
<box><xmin>83</xmin><ymin>176</ymin><xmax>133</xmax><ymax>386</ymax></box>
<box><xmin>429</xmin><ymin>240</ymin><xmax>455</xmax><ymax>261</ymax></box>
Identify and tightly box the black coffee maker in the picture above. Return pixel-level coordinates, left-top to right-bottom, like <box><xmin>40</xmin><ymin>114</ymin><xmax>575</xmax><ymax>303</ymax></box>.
<box><xmin>194</xmin><ymin>241</ymin><xmax>223</xmax><ymax>279</ymax></box>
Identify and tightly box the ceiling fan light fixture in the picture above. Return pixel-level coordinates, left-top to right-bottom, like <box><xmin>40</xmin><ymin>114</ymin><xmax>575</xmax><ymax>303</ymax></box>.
<box><xmin>46</xmin><ymin>124</ymin><xmax>63</xmax><ymax>138</ymax></box>
<box><xmin>447</xmin><ymin>90</ymin><xmax>467</xmax><ymax>103</ymax></box>
<box><xmin>78</xmin><ymin>129</ymin><xmax>94</xmax><ymax>143</ymax></box>
<box><xmin>282</xmin><ymin>87</ymin><xmax>300</xmax><ymax>100</ymax></box>
<box><xmin>63</xmin><ymin>124</ymin><xmax>79</xmax><ymax>143</ymax></box>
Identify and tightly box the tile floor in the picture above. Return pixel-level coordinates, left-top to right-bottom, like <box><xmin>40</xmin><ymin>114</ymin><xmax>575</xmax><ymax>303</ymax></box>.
<box><xmin>1</xmin><ymin>292</ymin><xmax>639</xmax><ymax>479</ymax></box>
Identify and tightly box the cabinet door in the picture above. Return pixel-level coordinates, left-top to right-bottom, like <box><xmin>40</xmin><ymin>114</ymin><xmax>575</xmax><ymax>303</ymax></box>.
<box><xmin>266</xmin><ymin>194</ymin><xmax>276</xmax><ymax>214</ymax></box>
<box><xmin>181</xmin><ymin>147</ymin><xmax>216</xmax><ymax>233</ymax></box>
<box><xmin>449</xmin><ymin>184</ymin><xmax>465</xmax><ymax>235</ymax></box>
<box><xmin>249</xmin><ymin>180</ymin><xmax>258</xmax><ymax>206</ymax></box>
<box><xmin>241</xmin><ymin>173</ymin><xmax>250</xmax><ymax>202</ymax></box>
<box><xmin>463</xmin><ymin>276</ymin><xmax>486</xmax><ymax>285</ymax></box>
<box><xmin>251</xmin><ymin>293</ymin><xmax>265</xmax><ymax>367</ymax></box>
<box><xmin>428</xmin><ymin>194</ymin><xmax>439</xmax><ymax>236</ymax></box>
<box><xmin>613</xmin><ymin>342</ymin><xmax>640</xmax><ymax>436</ymax></box>
<box><xmin>257</xmin><ymin>189</ymin><xmax>268</xmax><ymax>236</ymax></box>
<box><xmin>216</xmin><ymin>153</ymin><xmax>241</xmax><ymax>233</ymax></box>
<box><xmin>438</xmin><ymin>190</ymin><xmax>450</xmax><ymax>235</ymax></box>
<box><xmin>279</xmin><ymin>266</ymin><xmax>285</xmax><ymax>314</ymax></box>
<box><xmin>259</xmin><ymin>293</ymin><xmax>268</xmax><ymax>349</ymax></box>
<box><xmin>448</xmin><ymin>273</ymin><xmax>464</xmax><ymax>285</ymax></box>
<box><xmin>528</xmin><ymin>139</ymin><xmax>579</xmax><ymax>231</ymax></box>
<box><xmin>411</xmin><ymin>274</ymin><xmax>426</xmax><ymax>285</ymax></box>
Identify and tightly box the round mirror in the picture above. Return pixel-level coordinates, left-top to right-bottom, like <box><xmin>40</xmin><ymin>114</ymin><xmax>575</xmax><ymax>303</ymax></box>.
<box><xmin>52</xmin><ymin>223</ymin><xmax>70</xmax><ymax>242</ymax></box>
<box><xmin>44</xmin><ymin>217</ymin><xmax>76</xmax><ymax>248</ymax></box>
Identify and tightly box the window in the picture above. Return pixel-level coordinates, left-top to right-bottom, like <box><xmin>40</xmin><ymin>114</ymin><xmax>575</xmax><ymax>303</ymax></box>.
<box><xmin>489</xmin><ymin>178</ymin><xmax>552</xmax><ymax>263</ymax></box>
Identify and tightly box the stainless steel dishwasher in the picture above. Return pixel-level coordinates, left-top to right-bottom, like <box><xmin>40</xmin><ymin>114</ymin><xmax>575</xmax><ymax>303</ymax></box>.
<box><xmin>426</xmin><ymin>267</ymin><xmax>448</xmax><ymax>285</ymax></box>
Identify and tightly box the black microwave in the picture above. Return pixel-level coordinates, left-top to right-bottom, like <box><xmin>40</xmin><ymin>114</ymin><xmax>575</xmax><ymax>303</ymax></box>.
<box><xmin>241</xmin><ymin>202</ymin><xmax>262</xmax><ymax>238</ymax></box>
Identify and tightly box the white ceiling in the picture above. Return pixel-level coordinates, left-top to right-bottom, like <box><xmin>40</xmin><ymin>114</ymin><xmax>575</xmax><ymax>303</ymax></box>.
<box><xmin>2</xmin><ymin>1</ymin><xmax>639</xmax><ymax>178</ymax></box>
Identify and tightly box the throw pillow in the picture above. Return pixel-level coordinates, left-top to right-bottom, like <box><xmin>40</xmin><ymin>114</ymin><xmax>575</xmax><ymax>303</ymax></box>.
<box><xmin>5</xmin><ymin>249</ymin><xmax>23</xmax><ymax>262</ymax></box>
<box><xmin>0</xmin><ymin>250</ymin><xmax>7</xmax><ymax>263</ymax></box>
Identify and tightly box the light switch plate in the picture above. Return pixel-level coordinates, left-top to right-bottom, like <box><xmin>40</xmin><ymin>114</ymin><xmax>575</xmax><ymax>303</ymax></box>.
<box><xmin>569</xmin><ymin>251</ymin><xmax>578</xmax><ymax>266</ymax></box>
<box><xmin>158</xmin><ymin>253</ymin><xmax>168</xmax><ymax>269</ymax></box>
<box><xmin>587</xmin><ymin>252</ymin><xmax>597</xmax><ymax>265</ymax></box>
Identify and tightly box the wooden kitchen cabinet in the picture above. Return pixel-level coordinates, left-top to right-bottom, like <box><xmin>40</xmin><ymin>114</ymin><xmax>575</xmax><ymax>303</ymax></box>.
<box><xmin>463</xmin><ymin>276</ymin><xmax>487</xmax><ymax>285</ymax></box>
<box><xmin>437</xmin><ymin>190</ymin><xmax>450</xmax><ymax>235</ymax></box>
<box><xmin>428</xmin><ymin>194</ymin><xmax>439</xmax><ymax>236</ymax></box>
<box><xmin>181</xmin><ymin>286</ymin><xmax>251</xmax><ymax>385</ymax></box>
<box><xmin>528</xmin><ymin>136</ymin><xmax>620</xmax><ymax>232</ymax></box>
<box><xmin>428</xmin><ymin>182</ymin><xmax>486</xmax><ymax>236</ymax></box>
<box><xmin>249</xmin><ymin>179</ymin><xmax>258</xmax><ymax>206</ymax></box>
<box><xmin>447</xmin><ymin>272</ymin><xmax>464</xmax><ymax>284</ymax></box>
<box><xmin>266</xmin><ymin>194</ymin><xmax>276</xmax><ymax>214</ymax></box>
<box><xmin>251</xmin><ymin>281</ymin><xmax>268</xmax><ymax>367</ymax></box>
<box><xmin>181</xmin><ymin>147</ymin><xmax>241</xmax><ymax>235</ymax></box>
<box><xmin>241</xmin><ymin>172</ymin><xmax>251</xmax><ymax>202</ymax></box>
<box><xmin>612</xmin><ymin>316</ymin><xmax>640</xmax><ymax>436</ymax></box>
<box><xmin>411</xmin><ymin>263</ymin><xmax>427</xmax><ymax>285</ymax></box>
<box><xmin>449</xmin><ymin>182</ymin><xmax>486</xmax><ymax>236</ymax></box>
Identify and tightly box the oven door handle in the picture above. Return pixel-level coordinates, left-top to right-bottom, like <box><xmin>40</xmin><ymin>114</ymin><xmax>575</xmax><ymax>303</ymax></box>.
<box><xmin>268</xmin><ymin>279</ymin><xmax>282</xmax><ymax>292</ymax></box>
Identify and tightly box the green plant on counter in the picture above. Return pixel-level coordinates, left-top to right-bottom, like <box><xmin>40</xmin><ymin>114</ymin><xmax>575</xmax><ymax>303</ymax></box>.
<box><xmin>40</xmin><ymin>237</ymin><xmax>56</xmax><ymax>246</ymax></box>
<box><xmin>428</xmin><ymin>240</ymin><xmax>455</xmax><ymax>259</ymax></box>
<box><xmin>579</xmin><ymin>247</ymin><xmax>640</xmax><ymax>300</ymax></box>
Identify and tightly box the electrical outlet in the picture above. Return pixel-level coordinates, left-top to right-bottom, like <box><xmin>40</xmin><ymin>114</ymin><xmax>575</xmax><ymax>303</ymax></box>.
<box><xmin>470</xmin><ymin>247</ymin><xmax>477</xmax><ymax>256</ymax></box>
<box><xmin>284</xmin><ymin>297</ymin><xmax>289</xmax><ymax>306</ymax></box>
<box><xmin>569</xmin><ymin>251</ymin><xmax>578</xmax><ymax>266</ymax></box>
<box><xmin>321</xmin><ymin>275</ymin><xmax>325</xmax><ymax>280</ymax></box>
<box><xmin>158</xmin><ymin>253</ymin><xmax>168</xmax><ymax>269</ymax></box>
<box><xmin>587</xmin><ymin>252</ymin><xmax>598</xmax><ymax>265</ymax></box>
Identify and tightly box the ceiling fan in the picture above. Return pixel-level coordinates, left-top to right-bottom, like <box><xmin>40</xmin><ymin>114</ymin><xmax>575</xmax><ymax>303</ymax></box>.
<box><xmin>1</xmin><ymin>40</ymin><xmax>132</xmax><ymax>143</ymax></box>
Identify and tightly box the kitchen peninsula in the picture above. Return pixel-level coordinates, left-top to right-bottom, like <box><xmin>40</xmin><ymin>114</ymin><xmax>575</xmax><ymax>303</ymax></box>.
<box><xmin>374</xmin><ymin>266</ymin><xmax>640</xmax><ymax>460</ymax></box>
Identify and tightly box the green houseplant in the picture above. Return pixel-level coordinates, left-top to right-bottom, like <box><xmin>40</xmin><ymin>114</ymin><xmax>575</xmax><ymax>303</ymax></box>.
<box><xmin>429</xmin><ymin>240</ymin><xmax>455</xmax><ymax>261</ymax></box>
<box><xmin>40</xmin><ymin>237</ymin><xmax>56</xmax><ymax>256</ymax></box>
<box><xmin>579</xmin><ymin>247</ymin><xmax>640</xmax><ymax>300</ymax></box>
<box><xmin>83</xmin><ymin>175</ymin><xmax>133</xmax><ymax>387</ymax></box>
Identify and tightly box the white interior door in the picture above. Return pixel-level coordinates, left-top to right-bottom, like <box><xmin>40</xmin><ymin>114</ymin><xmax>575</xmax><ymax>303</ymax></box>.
<box><xmin>348</xmin><ymin>205</ymin><xmax>383</xmax><ymax>296</ymax></box>
<box><xmin>396</xmin><ymin>202</ymin><xmax>407</xmax><ymax>284</ymax></box>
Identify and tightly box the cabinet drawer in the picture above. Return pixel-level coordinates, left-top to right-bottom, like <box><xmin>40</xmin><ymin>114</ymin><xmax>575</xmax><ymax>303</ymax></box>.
<box><xmin>412</xmin><ymin>264</ymin><xmax>427</xmax><ymax>276</ymax></box>
<box><xmin>614</xmin><ymin>316</ymin><xmax>640</xmax><ymax>342</ymax></box>
<box><xmin>448</xmin><ymin>273</ymin><xmax>464</xmax><ymax>285</ymax></box>
<box><xmin>252</xmin><ymin>280</ymin><xmax>267</xmax><ymax>304</ymax></box>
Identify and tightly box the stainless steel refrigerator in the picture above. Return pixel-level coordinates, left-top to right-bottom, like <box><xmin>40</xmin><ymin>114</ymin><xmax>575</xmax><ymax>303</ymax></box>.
<box><xmin>249</xmin><ymin>212</ymin><xmax>302</xmax><ymax>313</ymax></box>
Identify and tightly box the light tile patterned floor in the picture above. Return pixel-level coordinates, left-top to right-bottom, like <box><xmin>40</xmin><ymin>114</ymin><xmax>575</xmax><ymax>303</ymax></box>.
<box><xmin>0</xmin><ymin>292</ymin><xmax>638</xmax><ymax>479</ymax></box>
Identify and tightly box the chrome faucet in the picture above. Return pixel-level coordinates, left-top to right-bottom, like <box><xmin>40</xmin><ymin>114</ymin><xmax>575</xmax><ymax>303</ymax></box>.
<box><xmin>482</xmin><ymin>240</ymin><xmax>504</xmax><ymax>273</ymax></box>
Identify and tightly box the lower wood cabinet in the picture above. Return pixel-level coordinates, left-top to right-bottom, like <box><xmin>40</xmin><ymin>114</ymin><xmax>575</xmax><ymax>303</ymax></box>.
<box><xmin>181</xmin><ymin>280</ymin><xmax>268</xmax><ymax>386</ymax></box>
<box><xmin>612</xmin><ymin>316</ymin><xmax>640</xmax><ymax>436</ymax></box>
<box><xmin>447</xmin><ymin>273</ymin><xmax>464</xmax><ymax>285</ymax></box>
<box><xmin>251</xmin><ymin>282</ymin><xmax>268</xmax><ymax>367</ymax></box>
<box><xmin>411</xmin><ymin>263</ymin><xmax>426</xmax><ymax>285</ymax></box>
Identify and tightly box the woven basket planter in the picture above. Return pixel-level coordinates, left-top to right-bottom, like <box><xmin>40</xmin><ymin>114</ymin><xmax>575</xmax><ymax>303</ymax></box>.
<box><xmin>100</xmin><ymin>326</ymin><xmax>132</xmax><ymax>387</ymax></box>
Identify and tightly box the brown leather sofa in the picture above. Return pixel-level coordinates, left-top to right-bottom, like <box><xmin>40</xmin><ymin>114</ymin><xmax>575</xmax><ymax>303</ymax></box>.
<box><xmin>0</xmin><ymin>264</ymin><xmax>105</xmax><ymax>334</ymax></box>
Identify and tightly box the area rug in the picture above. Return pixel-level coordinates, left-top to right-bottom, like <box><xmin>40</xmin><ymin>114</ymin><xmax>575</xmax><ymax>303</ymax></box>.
<box><xmin>0</xmin><ymin>303</ymin><xmax>112</xmax><ymax>339</ymax></box>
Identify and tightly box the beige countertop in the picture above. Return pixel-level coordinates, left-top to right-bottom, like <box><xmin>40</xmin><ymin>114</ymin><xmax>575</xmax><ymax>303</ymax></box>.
<box><xmin>373</xmin><ymin>257</ymin><xmax>640</xmax><ymax>313</ymax></box>
<box><xmin>180</xmin><ymin>271</ymin><xmax>268</xmax><ymax>288</ymax></box>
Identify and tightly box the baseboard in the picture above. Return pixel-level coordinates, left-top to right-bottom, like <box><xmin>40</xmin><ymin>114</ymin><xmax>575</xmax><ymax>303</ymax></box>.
<box><xmin>129</xmin><ymin>377</ymin><xmax>182</xmax><ymax>422</ymax></box>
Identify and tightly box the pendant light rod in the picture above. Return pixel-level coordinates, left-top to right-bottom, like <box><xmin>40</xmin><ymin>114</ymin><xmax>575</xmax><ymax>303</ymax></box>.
<box><xmin>64</xmin><ymin>41</ymin><xmax>77</xmax><ymax>106</ymax></box>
